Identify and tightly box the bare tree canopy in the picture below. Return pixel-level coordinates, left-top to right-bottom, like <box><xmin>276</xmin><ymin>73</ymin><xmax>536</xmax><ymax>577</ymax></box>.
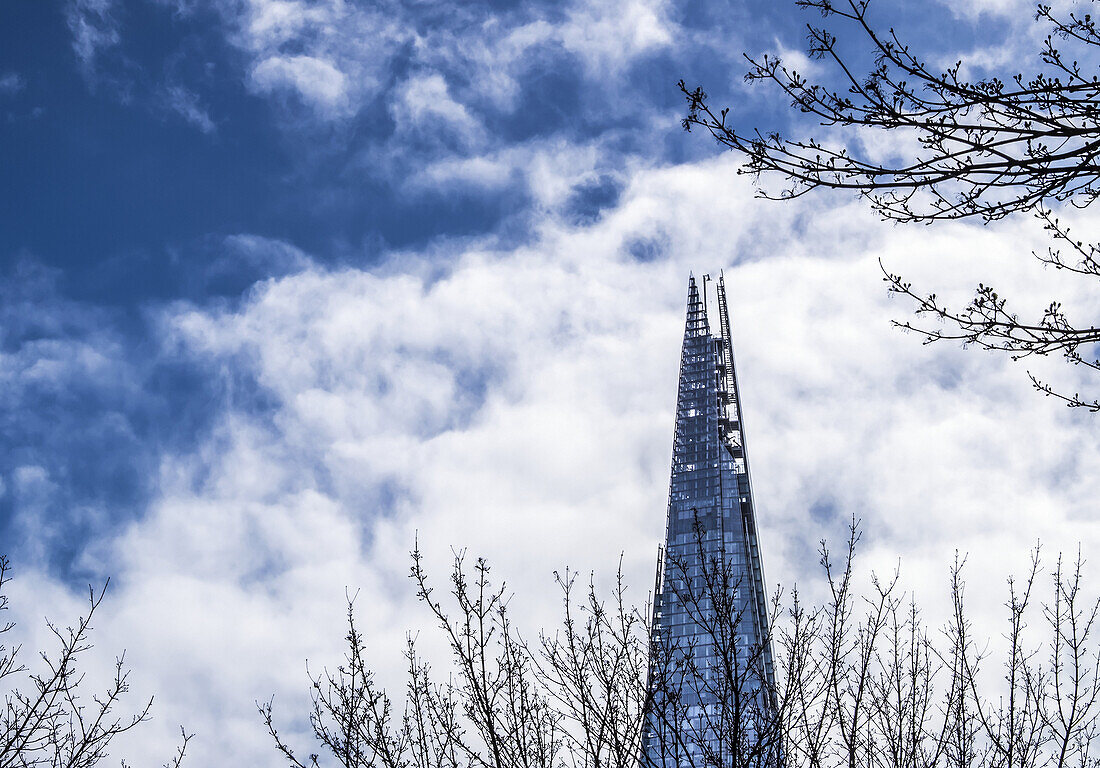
<box><xmin>0</xmin><ymin>555</ymin><xmax>190</xmax><ymax>768</ymax></box>
<box><xmin>266</xmin><ymin>529</ymin><xmax>1100</xmax><ymax>768</ymax></box>
<box><xmin>680</xmin><ymin>0</ymin><xmax>1100</xmax><ymax>410</ymax></box>
<box><xmin>682</xmin><ymin>0</ymin><xmax>1100</xmax><ymax>222</ymax></box>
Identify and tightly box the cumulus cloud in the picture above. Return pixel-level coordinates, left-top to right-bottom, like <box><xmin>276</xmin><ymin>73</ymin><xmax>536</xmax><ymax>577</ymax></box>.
<box><xmin>10</xmin><ymin>154</ymin><xmax>1100</xmax><ymax>763</ymax></box>
<box><xmin>23</xmin><ymin>0</ymin><xmax>1100</xmax><ymax>763</ymax></box>
<box><xmin>0</xmin><ymin>258</ymin><xmax>225</xmax><ymax>576</ymax></box>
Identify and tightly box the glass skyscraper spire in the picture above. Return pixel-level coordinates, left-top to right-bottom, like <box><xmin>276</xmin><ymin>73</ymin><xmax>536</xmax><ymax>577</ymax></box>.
<box><xmin>643</xmin><ymin>274</ymin><xmax>776</xmax><ymax>767</ymax></box>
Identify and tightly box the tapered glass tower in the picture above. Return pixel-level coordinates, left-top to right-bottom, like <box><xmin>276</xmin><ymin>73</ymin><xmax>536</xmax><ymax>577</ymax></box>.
<box><xmin>643</xmin><ymin>274</ymin><xmax>777</xmax><ymax>767</ymax></box>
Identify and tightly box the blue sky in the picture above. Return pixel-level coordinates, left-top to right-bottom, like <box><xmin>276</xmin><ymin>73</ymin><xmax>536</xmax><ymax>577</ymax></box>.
<box><xmin>1</xmin><ymin>0</ymin><xmax>1011</xmax><ymax>303</ymax></box>
<box><xmin>4</xmin><ymin>0</ymin><xmax>1099</xmax><ymax>764</ymax></box>
<box><xmin>4</xmin><ymin>0</ymin><xmax>802</xmax><ymax>574</ymax></box>
<box><xmin>0</xmin><ymin>0</ymin><xmax>1022</xmax><ymax>578</ymax></box>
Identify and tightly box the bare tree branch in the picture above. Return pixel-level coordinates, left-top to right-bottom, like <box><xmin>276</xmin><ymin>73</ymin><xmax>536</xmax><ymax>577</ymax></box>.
<box><xmin>0</xmin><ymin>554</ymin><xmax>190</xmax><ymax>767</ymax></box>
<box><xmin>682</xmin><ymin>0</ymin><xmax>1100</xmax><ymax>409</ymax></box>
<box><xmin>268</xmin><ymin>528</ymin><xmax>1100</xmax><ymax>767</ymax></box>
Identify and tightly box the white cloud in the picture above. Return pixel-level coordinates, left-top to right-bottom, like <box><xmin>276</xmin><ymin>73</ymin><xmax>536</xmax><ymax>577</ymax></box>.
<box><xmin>766</xmin><ymin>38</ymin><xmax>823</xmax><ymax>81</ymax></box>
<box><xmin>30</xmin><ymin>1</ymin><xmax>1100</xmax><ymax>762</ymax></box>
<box><xmin>219</xmin><ymin>234</ymin><xmax>313</xmax><ymax>275</ymax></box>
<box><xmin>936</xmin><ymin>0</ymin><xmax>1035</xmax><ymax>21</ymax></box>
<box><xmin>412</xmin><ymin>154</ymin><xmax>518</xmax><ymax>191</ymax></box>
<box><xmin>421</xmin><ymin>19</ymin><xmax>558</xmax><ymax>114</ymax></box>
<box><xmin>164</xmin><ymin>85</ymin><xmax>216</xmax><ymax>133</ymax></box>
<box><xmin>66</xmin><ymin>0</ymin><xmax>120</xmax><ymax>73</ymax></box>
<box><xmin>0</xmin><ymin>72</ymin><xmax>24</xmax><ymax>96</ymax></box>
<box><xmin>221</xmin><ymin>0</ymin><xmax>407</xmax><ymax>118</ymax></box>
<box><xmin>211</xmin><ymin>0</ymin><xmax>677</xmax><ymax>125</ymax></box>
<box><xmin>406</xmin><ymin>136</ymin><xmax>611</xmax><ymax>208</ymax></box>
<box><xmin>251</xmin><ymin>55</ymin><xmax>350</xmax><ymax>116</ymax></box>
<box><xmin>392</xmin><ymin>72</ymin><xmax>486</xmax><ymax>148</ymax></box>
<box><xmin>11</xmin><ymin>155</ymin><xmax>1100</xmax><ymax>763</ymax></box>
<box><xmin>560</xmin><ymin>0</ymin><xmax>675</xmax><ymax>75</ymax></box>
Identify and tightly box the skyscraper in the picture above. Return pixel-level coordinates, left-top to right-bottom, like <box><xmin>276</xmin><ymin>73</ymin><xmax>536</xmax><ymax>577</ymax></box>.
<box><xmin>643</xmin><ymin>274</ymin><xmax>777</xmax><ymax>767</ymax></box>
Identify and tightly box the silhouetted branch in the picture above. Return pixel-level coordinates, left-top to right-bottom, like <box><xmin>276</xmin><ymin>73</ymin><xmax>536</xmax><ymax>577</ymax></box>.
<box><xmin>682</xmin><ymin>0</ymin><xmax>1100</xmax><ymax>409</ymax></box>
<box><xmin>0</xmin><ymin>554</ymin><xmax>190</xmax><ymax>767</ymax></box>
<box><xmin>269</xmin><ymin>528</ymin><xmax>1100</xmax><ymax>767</ymax></box>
